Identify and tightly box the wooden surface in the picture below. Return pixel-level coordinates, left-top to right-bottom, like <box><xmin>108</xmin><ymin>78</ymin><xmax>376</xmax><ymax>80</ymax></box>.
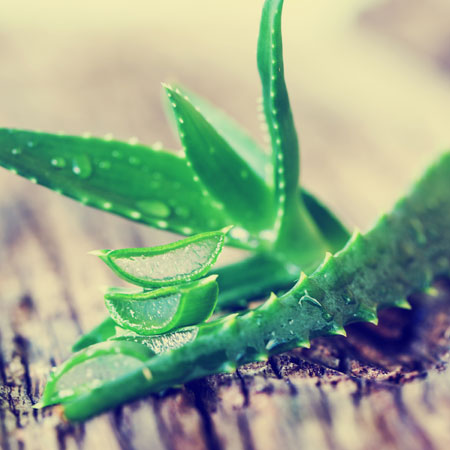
<box><xmin>1</xmin><ymin>1</ymin><xmax>450</xmax><ymax>449</ymax></box>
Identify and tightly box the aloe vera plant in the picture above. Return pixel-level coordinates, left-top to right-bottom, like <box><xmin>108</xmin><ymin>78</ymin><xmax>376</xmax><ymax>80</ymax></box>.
<box><xmin>0</xmin><ymin>0</ymin><xmax>448</xmax><ymax>422</ymax></box>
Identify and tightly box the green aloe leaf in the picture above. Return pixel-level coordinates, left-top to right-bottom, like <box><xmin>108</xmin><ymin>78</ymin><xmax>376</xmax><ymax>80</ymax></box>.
<box><xmin>300</xmin><ymin>190</ymin><xmax>350</xmax><ymax>252</ymax></box>
<box><xmin>168</xmin><ymin>83</ymin><xmax>271</xmax><ymax>184</ymax></box>
<box><xmin>257</xmin><ymin>0</ymin><xmax>300</xmax><ymax>225</ymax></box>
<box><xmin>93</xmin><ymin>228</ymin><xmax>228</xmax><ymax>288</ymax></box>
<box><xmin>164</xmin><ymin>84</ymin><xmax>350</xmax><ymax>252</ymax></box>
<box><xmin>104</xmin><ymin>276</ymin><xmax>218</xmax><ymax>335</ymax></box>
<box><xmin>39</xmin><ymin>341</ymin><xmax>153</xmax><ymax>407</ymax></box>
<box><xmin>0</xmin><ymin>129</ymin><xmax>231</xmax><ymax>237</ymax></box>
<box><xmin>164</xmin><ymin>85</ymin><xmax>277</xmax><ymax>234</ymax></box>
<box><xmin>71</xmin><ymin>317</ymin><xmax>118</xmax><ymax>352</ymax></box>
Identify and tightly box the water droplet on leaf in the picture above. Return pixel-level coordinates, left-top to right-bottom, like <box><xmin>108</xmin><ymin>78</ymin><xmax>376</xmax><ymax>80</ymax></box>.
<box><xmin>51</xmin><ymin>157</ymin><xmax>66</xmax><ymax>169</ymax></box>
<box><xmin>72</xmin><ymin>155</ymin><xmax>92</xmax><ymax>179</ymax></box>
<box><xmin>137</xmin><ymin>200</ymin><xmax>171</xmax><ymax>219</ymax></box>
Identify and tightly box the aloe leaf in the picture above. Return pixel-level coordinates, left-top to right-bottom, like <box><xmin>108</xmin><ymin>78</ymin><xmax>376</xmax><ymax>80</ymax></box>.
<box><xmin>214</xmin><ymin>253</ymin><xmax>298</xmax><ymax>309</ymax></box>
<box><xmin>60</xmin><ymin>151</ymin><xmax>450</xmax><ymax>421</ymax></box>
<box><xmin>169</xmin><ymin>83</ymin><xmax>271</xmax><ymax>183</ymax></box>
<box><xmin>0</xmin><ymin>129</ymin><xmax>231</xmax><ymax>236</ymax></box>
<box><xmin>93</xmin><ymin>228</ymin><xmax>228</xmax><ymax>288</ymax></box>
<box><xmin>39</xmin><ymin>341</ymin><xmax>153</xmax><ymax>407</ymax></box>
<box><xmin>71</xmin><ymin>317</ymin><xmax>118</xmax><ymax>352</ymax></box>
<box><xmin>164</xmin><ymin>85</ymin><xmax>277</xmax><ymax>234</ymax></box>
<box><xmin>104</xmin><ymin>276</ymin><xmax>218</xmax><ymax>335</ymax></box>
<box><xmin>257</xmin><ymin>0</ymin><xmax>300</xmax><ymax>224</ymax></box>
<box><xmin>163</xmin><ymin>85</ymin><xmax>349</xmax><ymax>253</ymax></box>
<box><xmin>300</xmin><ymin>190</ymin><xmax>350</xmax><ymax>252</ymax></box>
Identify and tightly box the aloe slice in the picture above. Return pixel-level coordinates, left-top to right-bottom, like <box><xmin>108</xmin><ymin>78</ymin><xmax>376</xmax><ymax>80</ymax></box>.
<box><xmin>104</xmin><ymin>276</ymin><xmax>218</xmax><ymax>335</ymax></box>
<box><xmin>93</xmin><ymin>228</ymin><xmax>229</xmax><ymax>288</ymax></box>
<box><xmin>110</xmin><ymin>327</ymin><xmax>199</xmax><ymax>354</ymax></box>
<box><xmin>164</xmin><ymin>85</ymin><xmax>277</xmax><ymax>233</ymax></box>
<box><xmin>0</xmin><ymin>129</ymin><xmax>231</xmax><ymax>237</ymax></box>
<box><xmin>39</xmin><ymin>341</ymin><xmax>153</xmax><ymax>407</ymax></box>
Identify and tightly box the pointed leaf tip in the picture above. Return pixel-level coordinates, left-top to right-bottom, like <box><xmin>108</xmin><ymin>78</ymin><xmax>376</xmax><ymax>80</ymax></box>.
<box><xmin>88</xmin><ymin>249</ymin><xmax>109</xmax><ymax>257</ymax></box>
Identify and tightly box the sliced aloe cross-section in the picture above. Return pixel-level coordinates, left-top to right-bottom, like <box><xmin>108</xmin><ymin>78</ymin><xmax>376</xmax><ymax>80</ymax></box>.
<box><xmin>110</xmin><ymin>327</ymin><xmax>200</xmax><ymax>354</ymax></box>
<box><xmin>93</xmin><ymin>228</ymin><xmax>229</xmax><ymax>288</ymax></box>
<box><xmin>39</xmin><ymin>341</ymin><xmax>153</xmax><ymax>407</ymax></box>
<box><xmin>104</xmin><ymin>276</ymin><xmax>219</xmax><ymax>335</ymax></box>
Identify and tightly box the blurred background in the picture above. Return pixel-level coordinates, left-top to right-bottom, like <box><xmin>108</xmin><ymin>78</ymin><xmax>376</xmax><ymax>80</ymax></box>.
<box><xmin>0</xmin><ymin>0</ymin><xmax>449</xmax><ymax>229</ymax></box>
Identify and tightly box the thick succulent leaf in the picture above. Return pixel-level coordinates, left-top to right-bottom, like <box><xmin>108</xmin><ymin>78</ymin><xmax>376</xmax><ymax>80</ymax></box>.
<box><xmin>93</xmin><ymin>228</ymin><xmax>228</xmax><ymax>288</ymax></box>
<box><xmin>71</xmin><ymin>317</ymin><xmax>118</xmax><ymax>352</ymax></box>
<box><xmin>104</xmin><ymin>276</ymin><xmax>218</xmax><ymax>335</ymax></box>
<box><xmin>170</xmin><ymin>83</ymin><xmax>271</xmax><ymax>184</ymax></box>
<box><xmin>300</xmin><ymin>189</ymin><xmax>350</xmax><ymax>252</ymax></box>
<box><xmin>257</xmin><ymin>0</ymin><xmax>300</xmax><ymax>226</ymax></box>
<box><xmin>164</xmin><ymin>85</ymin><xmax>277</xmax><ymax>234</ymax></box>
<box><xmin>60</xmin><ymin>152</ymin><xmax>450</xmax><ymax>421</ymax></box>
<box><xmin>0</xmin><ymin>128</ymin><xmax>231</xmax><ymax>236</ymax></box>
<box><xmin>214</xmin><ymin>253</ymin><xmax>298</xmax><ymax>309</ymax></box>
<box><xmin>39</xmin><ymin>341</ymin><xmax>153</xmax><ymax>407</ymax></box>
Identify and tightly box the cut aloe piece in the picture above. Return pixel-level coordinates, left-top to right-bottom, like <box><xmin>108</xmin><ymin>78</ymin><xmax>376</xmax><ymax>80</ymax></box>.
<box><xmin>93</xmin><ymin>228</ymin><xmax>229</xmax><ymax>288</ymax></box>
<box><xmin>110</xmin><ymin>327</ymin><xmax>200</xmax><ymax>354</ymax></box>
<box><xmin>164</xmin><ymin>85</ymin><xmax>277</xmax><ymax>233</ymax></box>
<box><xmin>0</xmin><ymin>129</ymin><xmax>231</xmax><ymax>237</ymax></box>
<box><xmin>104</xmin><ymin>276</ymin><xmax>219</xmax><ymax>335</ymax></box>
<box><xmin>39</xmin><ymin>341</ymin><xmax>153</xmax><ymax>407</ymax></box>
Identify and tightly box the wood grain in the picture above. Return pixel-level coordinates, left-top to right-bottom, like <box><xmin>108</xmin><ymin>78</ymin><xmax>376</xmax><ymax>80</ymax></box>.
<box><xmin>1</xmin><ymin>1</ymin><xmax>449</xmax><ymax>449</ymax></box>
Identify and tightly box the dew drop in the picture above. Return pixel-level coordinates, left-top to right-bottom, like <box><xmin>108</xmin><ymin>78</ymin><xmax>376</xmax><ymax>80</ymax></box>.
<box><xmin>344</xmin><ymin>296</ymin><xmax>356</xmax><ymax>306</ymax></box>
<box><xmin>299</xmin><ymin>295</ymin><xmax>321</xmax><ymax>308</ymax></box>
<box><xmin>130</xmin><ymin>211</ymin><xmax>142</xmax><ymax>220</ymax></box>
<box><xmin>51</xmin><ymin>157</ymin><xmax>66</xmax><ymax>169</ymax></box>
<box><xmin>27</xmin><ymin>141</ymin><xmax>35</xmax><ymax>148</ymax></box>
<box><xmin>137</xmin><ymin>200</ymin><xmax>171</xmax><ymax>219</ymax></box>
<box><xmin>98</xmin><ymin>160</ymin><xmax>111</xmax><ymax>170</ymax></box>
<box><xmin>11</xmin><ymin>148</ymin><xmax>21</xmax><ymax>155</ymax></box>
<box><xmin>129</xmin><ymin>156</ymin><xmax>140</xmax><ymax>166</ymax></box>
<box><xmin>112</xmin><ymin>150</ymin><xmax>122</xmax><ymax>159</ymax></box>
<box><xmin>72</xmin><ymin>155</ymin><xmax>93</xmax><ymax>179</ymax></box>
